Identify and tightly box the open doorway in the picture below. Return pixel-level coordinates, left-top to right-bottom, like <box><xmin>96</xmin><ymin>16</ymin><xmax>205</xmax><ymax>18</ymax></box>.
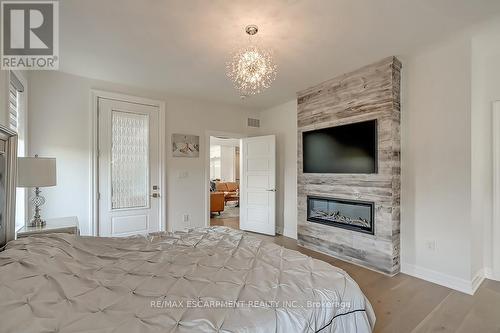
<box><xmin>209</xmin><ymin>136</ymin><xmax>240</xmax><ymax>230</ymax></box>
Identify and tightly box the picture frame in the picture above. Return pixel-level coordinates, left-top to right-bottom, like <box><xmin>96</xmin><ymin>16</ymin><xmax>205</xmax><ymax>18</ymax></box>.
<box><xmin>172</xmin><ymin>133</ymin><xmax>200</xmax><ymax>158</ymax></box>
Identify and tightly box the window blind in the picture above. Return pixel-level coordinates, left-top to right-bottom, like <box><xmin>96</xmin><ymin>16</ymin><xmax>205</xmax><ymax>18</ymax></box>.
<box><xmin>9</xmin><ymin>73</ymin><xmax>24</xmax><ymax>132</ymax></box>
<box><xmin>9</xmin><ymin>84</ymin><xmax>18</xmax><ymax>131</ymax></box>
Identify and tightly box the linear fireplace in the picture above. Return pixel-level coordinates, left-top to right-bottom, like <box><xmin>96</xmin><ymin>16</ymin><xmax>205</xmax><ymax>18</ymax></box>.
<box><xmin>307</xmin><ymin>196</ymin><xmax>374</xmax><ymax>235</ymax></box>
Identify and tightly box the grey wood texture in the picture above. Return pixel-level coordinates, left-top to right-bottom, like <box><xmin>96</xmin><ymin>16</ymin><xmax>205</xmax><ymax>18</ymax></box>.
<box><xmin>296</xmin><ymin>56</ymin><xmax>402</xmax><ymax>275</ymax></box>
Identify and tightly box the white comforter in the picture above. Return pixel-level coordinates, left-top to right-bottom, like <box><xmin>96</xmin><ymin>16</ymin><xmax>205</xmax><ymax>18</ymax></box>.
<box><xmin>0</xmin><ymin>227</ymin><xmax>375</xmax><ymax>332</ymax></box>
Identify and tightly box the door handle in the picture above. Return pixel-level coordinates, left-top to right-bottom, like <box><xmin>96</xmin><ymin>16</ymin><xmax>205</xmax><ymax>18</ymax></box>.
<box><xmin>267</xmin><ymin>189</ymin><xmax>276</xmax><ymax>192</ymax></box>
<box><xmin>151</xmin><ymin>193</ymin><xmax>160</xmax><ymax>198</ymax></box>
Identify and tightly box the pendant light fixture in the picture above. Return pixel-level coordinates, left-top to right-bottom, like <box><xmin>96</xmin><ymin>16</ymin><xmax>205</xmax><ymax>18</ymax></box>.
<box><xmin>226</xmin><ymin>25</ymin><xmax>277</xmax><ymax>98</ymax></box>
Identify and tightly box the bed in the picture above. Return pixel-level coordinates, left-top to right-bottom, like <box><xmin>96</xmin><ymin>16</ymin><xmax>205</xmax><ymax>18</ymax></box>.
<box><xmin>0</xmin><ymin>226</ymin><xmax>375</xmax><ymax>332</ymax></box>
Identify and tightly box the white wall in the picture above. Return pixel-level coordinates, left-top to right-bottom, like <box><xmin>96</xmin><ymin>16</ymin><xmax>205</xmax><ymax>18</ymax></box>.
<box><xmin>260</xmin><ymin>40</ymin><xmax>479</xmax><ymax>285</ymax></box>
<box><xmin>471</xmin><ymin>19</ymin><xmax>500</xmax><ymax>278</ymax></box>
<box><xmin>401</xmin><ymin>18</ymin><xmax>500</xmax><ymax>290</ymax></box>
<box><xmin>28</xmin><ymin>70</ymin><xmax>259</xmax><ymax>235</ymax></box>
<box><xmin>259</xmin><ymin>100</ymin><xmax>297</xmax><ymax>239</ymax></box>
<box><xmin>258</xmin><ymin>31</ymin><xmax>492</xmax><ymax>291</ymax></box>
<box><xmin>400</xmin><ymin>35</ymin><xmax>473</xmax><ymax>283</ymax></box>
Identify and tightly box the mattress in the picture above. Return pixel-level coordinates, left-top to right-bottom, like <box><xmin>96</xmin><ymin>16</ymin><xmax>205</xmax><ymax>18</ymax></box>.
<box><xmin>0</xmin><ymin>227</ymin><xmax>375</xmax><ymax>332</ymax></box>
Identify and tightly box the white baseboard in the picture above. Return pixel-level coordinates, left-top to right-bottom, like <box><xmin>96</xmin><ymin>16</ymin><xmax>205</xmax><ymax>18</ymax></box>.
<box><xmin>471</xmin><ymin>269</ymin><xmax>485</xmax><ymax>294</ymax></box>
<box><xmin>484</xmin><ymin>267</ymin><xmax>500</xmax><ymax>281</ymax></box>
<box><xmin>401</xmin><ymin>263</ymin><xmax>485</xmax><ymax>295</ymax></box>
<box><xmin>485</xmin><ymin>267</ymin><xmax>493</xmax><ymax>278</ymax></box>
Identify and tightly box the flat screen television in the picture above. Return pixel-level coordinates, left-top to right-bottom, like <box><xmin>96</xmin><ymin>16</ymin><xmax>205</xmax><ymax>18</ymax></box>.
<box><xmin>302</xmin><ymin>119</ymin><xmax>377</xmax><ymax>174</ymax></box>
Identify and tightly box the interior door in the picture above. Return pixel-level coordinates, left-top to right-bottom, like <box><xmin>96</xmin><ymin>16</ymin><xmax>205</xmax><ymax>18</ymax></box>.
<box><xmin>98</xmin><ymin>98</ymin><xmax>160</xmax><ymax>237</ymax></box>
<box><xmin>240</xmin><ymin>135</ymin><xmax>276</xmax><ymax>235</ymax></box>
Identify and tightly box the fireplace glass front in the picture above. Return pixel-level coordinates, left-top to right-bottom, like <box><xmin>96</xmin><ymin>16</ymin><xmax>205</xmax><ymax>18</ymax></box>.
<box><xmin>307</xmin><ymin>196</ymin><xmax>374</xmax><ymax>234</ymax></box>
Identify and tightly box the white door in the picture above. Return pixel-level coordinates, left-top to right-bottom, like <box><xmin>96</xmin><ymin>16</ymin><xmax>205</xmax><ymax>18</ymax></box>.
<box><xmin>98</xmin><ymin>98</ymin><xmax>161</xmax><ymax>237</ymax></box>
<box><xmin>240</xmin><ymin>135</ymin><xmax>276</xmax><ymax>235</ymax></box>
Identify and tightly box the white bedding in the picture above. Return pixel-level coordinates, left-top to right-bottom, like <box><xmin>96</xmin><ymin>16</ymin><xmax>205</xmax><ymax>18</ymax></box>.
<box><xmin>0</xmin><ymin>227</ymin><xmax>375</xmax><ymax>332</ymax></box>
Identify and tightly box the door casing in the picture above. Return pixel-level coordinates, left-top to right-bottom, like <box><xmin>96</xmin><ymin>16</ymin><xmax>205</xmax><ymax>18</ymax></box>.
<box><xmin>491</xmin><ymin>101</ymin><xmax>500</xmax><ymax>281</ymax></box>
<box><xmin>204</xmin><ymin>130</ymin><xmax>246</xmax><ymax>228</ymax></box>
<box><xmin>90</xmin><ymin>90</ymin><xmax>166</xmax><ymax>236</ymax></box>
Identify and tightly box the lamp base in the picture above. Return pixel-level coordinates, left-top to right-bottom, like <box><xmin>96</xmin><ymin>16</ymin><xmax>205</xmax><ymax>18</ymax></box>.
<box><xmin>28</xmin><ymin>217</ymin><xmax>46</xmax><ymax>227</ymax></box>
<box><xmin>29</xmin><ymin>187</ymin><xmax>47</xmax><ymax>228</ymax></box>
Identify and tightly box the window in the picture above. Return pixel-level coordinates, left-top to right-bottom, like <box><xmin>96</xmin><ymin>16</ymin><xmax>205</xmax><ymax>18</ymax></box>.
<box><xmin>9</xmin><ymin>73</ymin><xmax>24</xmax><ymax>132</ymax></box>
<box><xmin>210</xmin><ymin>145</ymin><xmax>221</xmax><ymax>180</ymax></box>
<box><xmin>10</xmin><ymin>72</ymin><xmax>27</xmax><ymax>231</ymax></box>
<box><xmin>210</xmin><ymin>140</ymin><xmax>240</xmax><ymax>182</ymax></box>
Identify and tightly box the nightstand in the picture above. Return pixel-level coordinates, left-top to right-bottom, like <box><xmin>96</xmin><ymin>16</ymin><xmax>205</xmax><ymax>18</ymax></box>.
<box><xmin>17</xmin><ymin>216</ymin><xmax>80</xmax><ymax>238</ymax></box>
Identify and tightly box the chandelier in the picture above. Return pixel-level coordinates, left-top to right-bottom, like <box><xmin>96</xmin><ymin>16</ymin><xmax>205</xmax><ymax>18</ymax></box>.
<box><xmin>226</xmin><ymin>25</ymin><xmax>277</xmax><ymax>97</ymax></box>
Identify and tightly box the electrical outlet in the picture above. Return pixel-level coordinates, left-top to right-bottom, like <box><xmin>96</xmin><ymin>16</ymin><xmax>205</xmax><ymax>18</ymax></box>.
<box><xmin>183</xmin><ymin>214</ymin><xmax>190</xmax><ymax>223</ymax></box>
<box><xmin>425</xmin><ymin>240</ymin><xmax>437</xmax><ymax>251</ymax></box>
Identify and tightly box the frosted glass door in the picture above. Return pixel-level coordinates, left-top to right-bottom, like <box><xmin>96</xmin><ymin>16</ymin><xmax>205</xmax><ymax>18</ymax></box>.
<box><xmin>98</xmin><ymin>98</ymin><xmax>160</xmax><ymax>237</ymax></box>
<box><xmin>111</xmin><ymin>111</ymin><xmax>149</xmax><ymax>209</ymax></box>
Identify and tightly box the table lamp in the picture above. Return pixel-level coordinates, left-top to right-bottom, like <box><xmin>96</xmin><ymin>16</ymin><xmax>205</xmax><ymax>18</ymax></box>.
<box><xmin>17</xmin><ymin>155</ymin><xmax>57</xmax><ymax>227</ymax></box>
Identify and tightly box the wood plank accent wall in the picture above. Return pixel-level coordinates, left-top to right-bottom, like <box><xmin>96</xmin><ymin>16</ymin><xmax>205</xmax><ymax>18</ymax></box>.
<box><xmin>297</xmin><ymin>57</ymin><xmax>402</xmax><ymax>275</ymax></box>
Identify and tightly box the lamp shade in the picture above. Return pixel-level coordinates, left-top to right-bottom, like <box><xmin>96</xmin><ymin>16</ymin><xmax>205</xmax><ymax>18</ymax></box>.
<box><xmin>17</xmin><ymin>157</ymin><xmax>57</xmax><ymax>187</ymax></box>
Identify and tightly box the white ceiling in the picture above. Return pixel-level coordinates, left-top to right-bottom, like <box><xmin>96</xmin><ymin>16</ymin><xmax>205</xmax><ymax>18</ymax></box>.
<box><xmin>60</xmin><ymin>0</ymin><xmax>500</xmax><ymax>109</ymax></box>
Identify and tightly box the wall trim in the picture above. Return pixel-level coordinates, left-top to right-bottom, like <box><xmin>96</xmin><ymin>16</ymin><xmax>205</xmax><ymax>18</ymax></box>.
<box><xmin>282</xmin><ymin>227</ymin><xmax>297</xmax><ymax>239</ymax></box>
<box><xmin>89</xmin><ymin>90</ymin><xmax>166</xmax><ymax>236</ymax></box>
<box><xmin>401</xmin><ymin>263</ymin><xmax>484</xmax><ymax>295</ymax></box>
<box><xmin>492</xmin><ymin>101</ymin><xmax>500</xmax><ymax>282</ymax></box>
<box><xmin>483</xmin><ymin>267</ymin><xmax>500</xmax><ymax>281</ymax></box>
<box><xmin>471</xmin><ymin>269</ymin><xmax>486</xmax><ymax>294</ymax></box>
<box><xmin>484</xmin><ymin>267</ymin><xmax>493</xmax><ymax>278</ymax></box>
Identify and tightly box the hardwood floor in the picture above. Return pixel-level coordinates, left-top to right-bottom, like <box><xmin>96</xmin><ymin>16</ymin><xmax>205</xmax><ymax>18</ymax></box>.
<box><xmin>210</xmin><ymin>216</ymin><xmax>239</xmax><ymax>229</ymax></box>
<box><xmin>269</xmin><ymin>235</ymin><xmax>500</xmax><ymax>332</ymax></box>
<box><xmin>209</xmin><ymin>220</ymin><xmax>500</xmax><ymax>332</ymax></box>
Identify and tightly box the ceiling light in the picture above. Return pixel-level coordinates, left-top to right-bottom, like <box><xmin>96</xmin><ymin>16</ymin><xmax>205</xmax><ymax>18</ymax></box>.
<box><xmin>226</xmin><ymin>25</ymin><xmax>277</xmax><ymax>98</ymax></box>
